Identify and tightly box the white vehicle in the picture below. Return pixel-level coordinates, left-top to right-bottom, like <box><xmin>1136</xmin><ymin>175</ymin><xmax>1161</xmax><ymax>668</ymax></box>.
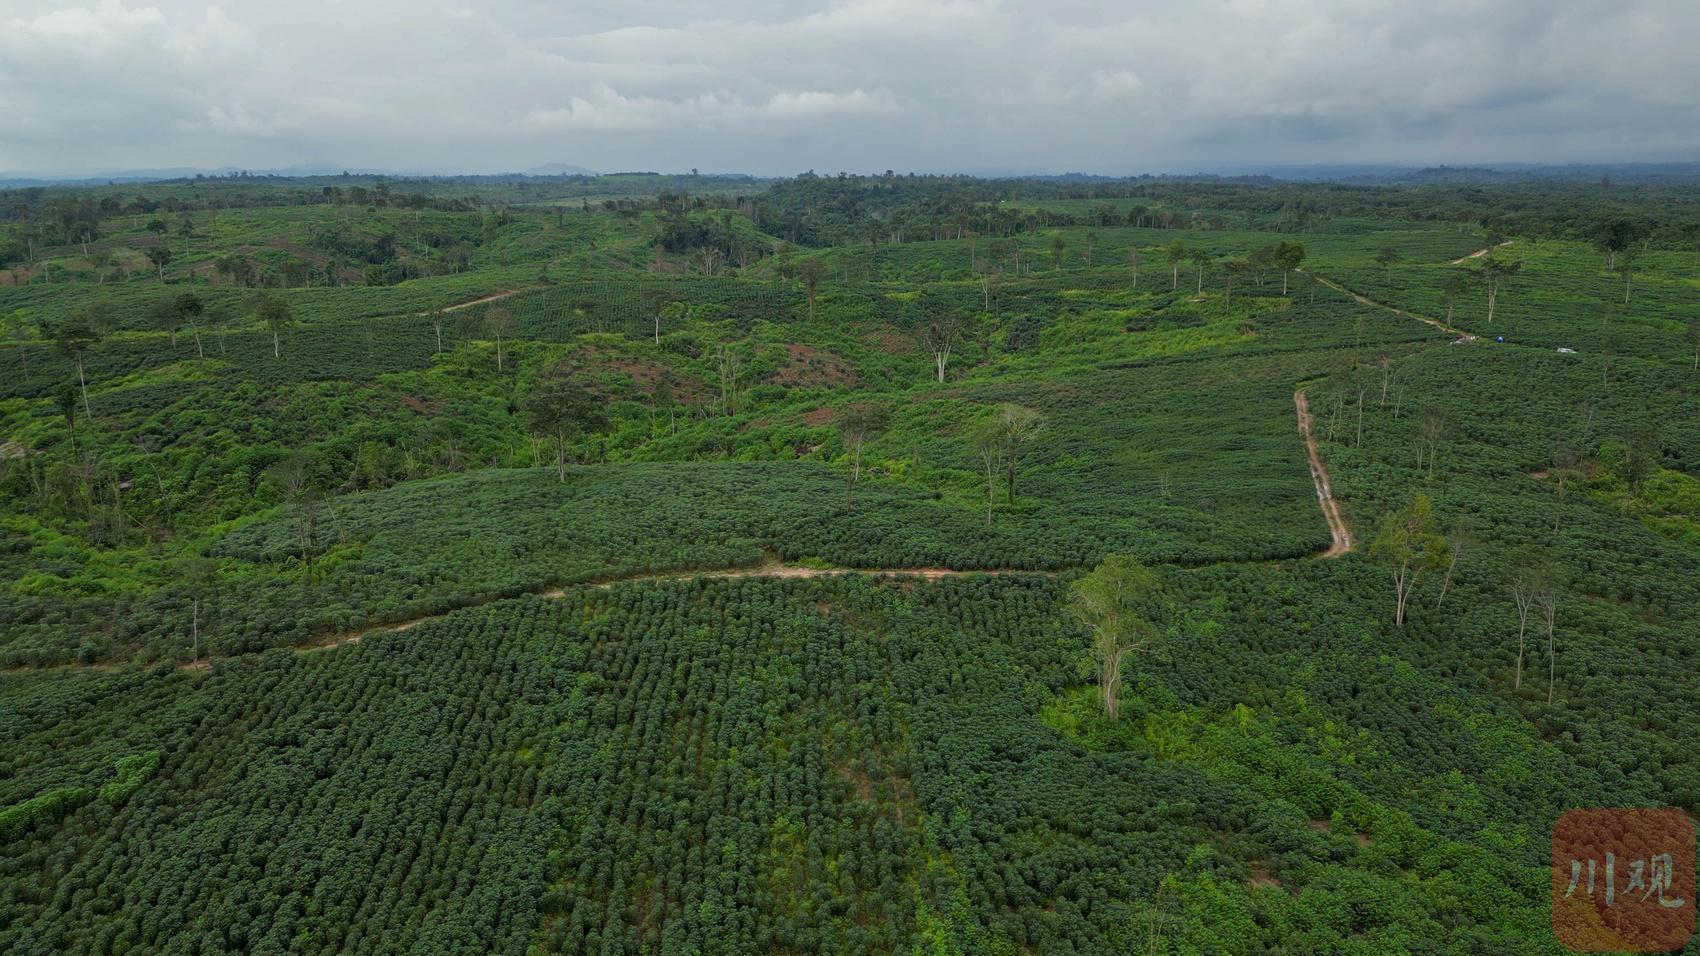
<box><xmin>1556</xmin><ymin>347</ymin><xmax>1577</xmax><ymax>354</ymax></box>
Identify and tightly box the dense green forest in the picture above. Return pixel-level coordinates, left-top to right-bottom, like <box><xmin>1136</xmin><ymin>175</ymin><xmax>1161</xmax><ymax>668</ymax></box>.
<box><xmin>3</xmin><ymin>170</ymin><xmax>1698</xmax><ymax>953</ymax></box>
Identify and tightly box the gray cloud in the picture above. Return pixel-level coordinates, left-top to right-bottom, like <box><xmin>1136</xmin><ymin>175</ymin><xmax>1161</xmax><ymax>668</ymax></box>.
<box><xmin>2</xmin><ymin>0</ymin><xmax>1697</xmax><ymax>175</ymax></box>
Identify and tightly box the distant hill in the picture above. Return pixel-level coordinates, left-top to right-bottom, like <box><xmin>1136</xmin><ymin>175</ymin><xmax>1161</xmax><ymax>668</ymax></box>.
<box><xmin>0</xmin><ymin>163</ymin><xmax>359</xmax><ymax>186</ymax></box>
<box><xmin>523</xmin><ymin>163</ymin><xmax>598</xmax><ymax>177</ymax></box>
<box><xmin>0</xmin><ymin>167</ymin><xmax>242</xmax><ymax>187</ymax></box>
<box><xmin>1344</xmin><ymin>162</ymin><xmax>1700</xmax><ymax>186</ymax></box>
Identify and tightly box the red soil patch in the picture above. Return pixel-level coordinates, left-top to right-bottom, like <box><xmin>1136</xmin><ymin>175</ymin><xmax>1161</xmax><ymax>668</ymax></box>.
<box><xmin>770</xmin><ymin>344</ymin><xmax>857</xmax><ymax>388</ymax></box>
<box><xmin>863</xmin><ymin>328</ymin><xmax>912</xmax><ymax>355</ymax></box>
<box><xmin>401</xmin><ymin>395</ymin><xmax>435</xmax><ymax>414</ymax></box>
<box><xmin>802</xmin><ymin>407</ymin><xmax>838</xmax><ymax>426</ymax></box>
<box><xmin>570</xmin><ymin>345</ymin><xmax>711</xmax><ymax>402</ymax></box>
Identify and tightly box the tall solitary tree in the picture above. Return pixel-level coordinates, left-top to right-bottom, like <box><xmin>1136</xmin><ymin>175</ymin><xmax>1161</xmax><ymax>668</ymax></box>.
<box><xmin>184</xmin><ymin>557</ymin><xmax>218</xmax><ymax>663</ymax></box>
<box><xmin>1538</xmin><ymin>580</ymin><xmax>1561</xmax><ymax>704</ymax></box>
<box><xmin>800</xmin><ymin>258</ymin><xmax>824</xmax><ymax>321</ymax></box>
<box><xmin>917</xmin><ymin>311</ymin><xmax>969</xmax><ymax>384</ymax></box>
<box><xmin>274</xmin><ymin>455</ymin><xmax>326</xmax><ymax>578</ymax></box>
<box><xmin>715</xmin><ymin>342</ymin><xmax>745</xmax><ymax>416</ymax></box>
<box><xmin>1507</xmin><ymin>550</ymin><xmax>1553</xmax><ymax>692</ymax></box>
<box><xmin>994</xmin><ymin>403</ymin><xmax>1044</xmax><ymax>501</ymax></box>
<box><xmin>1049</xmin><ymin>235</ymin><xmax>1067</xmax><ymax>271</ymax></box>
<box><xmin>969</xmin><ymin>416</ymin><xmax>1004</xmax><ymax>527</ymax></box>
<box><xmin>148</xmin><ymin>296</ymin><xmax>182</xmax><ymax>351</ymax></box>
<box><xmin>1126</xmin><ymin>247</ymin><xmax>1140</xmax><ymax>290</ymax></box>
<box><xmin>454</xmin><ymin>308</ymin><xmax>481</xmax><ymax>350</ymax></box>
<box><xmin>1221</xmin><ymin>258</ymin><xmax>1251</xmax><ymax>306</ymax></box>
<box><xmin>1414</xmin><ymin>406</ymin><xmax>1453</xmax><ymax>479</ymax></box>
<box><xmin>837</xmin><ymin>404</ymin><xmax>890</xmax><ymax>509</ymax></box>
<box><xmin>484</xmin><ymin>306</ymin><xmax>516</xmax><ymax>371</ymax></box>
<box><xmin>69</xmin><ymin>219</ymin><xmax>99</xmax><ymax>258</ymax></box>
<box><xmin>1591</xmin><ymin>217</ymin><xmax>1647</xmax><ymax>269</ymax></box>
<box><xmin>1618</xmin><ymin>426</ymin><xmax>1660</xmax><ymax>496</ymax></box>
<box><xmin>427</xmin><ymin>307</ymin><xmax>447</xmax><ymax>354</ymax></box>
<box><xmin>1190</xmin><ymin>248</ymin><xmax>1213</xmax><ymax>294</ymax></box>
<box><xmin>1375</xmin><ymin>247</ymin><xmax>1402</xmax><ymax>280</ymax></box>
<box><xmin>145</xmin><ymin>245</ymin><xmax>173</xmax><ymax>281</ymax></box>
<box><xmin>1164</xmin><ymin>241</ymin><xmax>1188</xmax><ymax>290</ymax></box>
<box><xmin>524</xmin><ymin>374</ymin><xmax>608</xmax><ymax>480</ymax></box>
<box><xmin>175</xmin><ymin>292</ymin><xmax>205</xmax><ymax>358</ymax></box>
<box><xmin>1274</xmin><ymin>240</ymin><xmax>1307</xmax><ymax>295</ymax></box>
<box><xmin>55</xmin><ymin>383</ymin><xmax>79</xmax><ymax>451</ymax></box>
<box><xmin>1617</xmin><ymin>247</ymin><xmax>1638</xmax><ymax>304</ymax></box>
<box><xmin>976</xmin><ymin>259</ymin><xmax>1002</xmax><ymax>309</ymax></box>
<box><xmin>1441</xmin><ymin>271</ymin><xmax>1472</xmax><ymax>324</ymax></box>
<box><xmin>1476</xmin><ymin>256</ymin><xmax>1522</xmax><ymax>324</ymax></box>
<box><xmin>1068</xmin><ymin>554</ymin><xmax>1163</xmax><ymax>720</ymax></box>
<box><xmin>204</xmin><ymin>304</ymin><xmax>231</xmax><ymax>354</ymax></box>
<box><xmin>642</xmin><ymin>287</ymin><xmax>680</xmax><ymax>344</ymax></box>
<box><xmin>1433</xmin><ymin>516</ymin><xmax>1476</xmax><ymax>610</ymax></box>
<box><xmin>253</xmin><ymin>293</ymin><xmax>294</xmax><ymax>359</ymax></box>
<box><xmin>1368</xmin><ymin>494</ymin><xmax>1450</xmax><ymax>627</ymax></box>
<box><xmin>54</xmin><ymin>311</ymin><xmax>107</xmax><ymax>417</ymax></box>
<box><xmin>3</xmin><ymin>309</ymin><xmax>37</xmax><ymax>382</ymax></box>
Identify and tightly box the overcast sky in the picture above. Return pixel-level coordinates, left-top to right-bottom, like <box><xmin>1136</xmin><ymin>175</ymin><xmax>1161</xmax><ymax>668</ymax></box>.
<box><xmin>3</xmin><ymin>0</ymin><xmax>1697</xmax><ymax>177</ymax></box>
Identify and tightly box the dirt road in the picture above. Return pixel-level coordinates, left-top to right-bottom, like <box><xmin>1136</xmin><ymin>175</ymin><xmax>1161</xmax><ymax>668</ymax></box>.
<box><xmin>1294</xmin><ymin>388</ymin><xmax>1353</xmax><ymax>558</ymax></box>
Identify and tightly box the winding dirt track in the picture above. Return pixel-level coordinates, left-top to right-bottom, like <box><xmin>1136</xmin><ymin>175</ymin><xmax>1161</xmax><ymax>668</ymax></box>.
<box><xmin>442</xmin><ymin>290</ymin><xmax>522</xmax><ymax>312</ymax></box>
<box><xmin>410</xmin><ymin>289</ymin><xmax>527</xmax><ymax>317</ymax></box>
<box><xmin>1449</xmin><ymin>240</ymin><xmax>1513</xmax><ymax>265</ymax></box>
<box><xmin>1293</xmin><ymin>389</ymin><xmax>1353</xmax><ymax>558</ymax></box>
<box><xmin>304</xmin><ymin>563</ymin><xmax>1022</xmax><ymax>654</ymax></box>
<box><xmin>1281</xmin><ymin>242</ymin><xmax>1521</xmax><ymax>559</ymax></box>
<box><xmin>1300</xmin><ymin>270</ymin><xmax>1470</xmax><ymax>338</ymax></box>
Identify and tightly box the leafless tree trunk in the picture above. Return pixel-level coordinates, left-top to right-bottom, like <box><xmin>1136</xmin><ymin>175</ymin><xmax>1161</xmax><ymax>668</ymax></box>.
<box><xmin>1355</xmin><ymin>382</ymin><xmax>1367</xmax><ymax>447</ymax></box>
<box><xmin>1392</xmin><ymin>566</ymin><xmax>1418</xmax><ymax>626</ymax></box>
<box><xmin>978</xmin><ymin>443</ymin><xmax>1000</xmax><ymax>526</ymax></box>
<box><xmin>1511</xmin><ymin>580</ymin><xmax>1534</xmax><ymax>690</ymax></box>
<box><xmin>1540</xmin><ymin>591</ymin><xmax>1558</xmax><ymax>704</ymax></box>
<box><xmin>77</xmin><ymin>356</ymin><xmax>91</xmax><ymax>417</ymax></box>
